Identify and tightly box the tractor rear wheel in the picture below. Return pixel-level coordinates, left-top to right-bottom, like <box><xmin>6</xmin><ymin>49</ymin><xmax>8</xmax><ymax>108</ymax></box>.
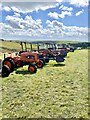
<box><xmin>2</xmin><ymin>65</ymin><xmax>10</xmax><ymax>77</ymax></box>
<box><xmin>36</xmin><ymin>60</ymin><xmax>44</xmax><ymax>68</ymax></box>
<box><xmin>3</xmin><ymin>58</ymin><xmax>15</xmax><ymax>72</ymax></box>
<box><xmin>28</xmin><ymin>64</ymin><xmax>37</xmax><ymax>74</ymax></box>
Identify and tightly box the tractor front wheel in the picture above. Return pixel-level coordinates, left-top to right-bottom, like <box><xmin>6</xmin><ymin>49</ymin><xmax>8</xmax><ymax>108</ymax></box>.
<box><xmin>3</xmin><ymin>58</ymin><xmax>15</xmax><ymax>72</ymax></box>
<box><xmin>2</xmin><ymin>65</ymin><xmax>10</xmax><ymax>77</ymax></box>
<box><xmin>28</xmin><ymin>64</ymin><xmax>37</xmax><ymax>74</ymax></box>
<box><xmin>45</xmin><ymin>57</ymin><xmax>49</xmax><ymax>63</ymax></box>
<box><xmin>36</xmin><ymin>60</ymin><xmax>44</xmax><ymax>68</ymax></box>
<box><xmin>40</xmin><ymin>58</ymin><xmax>46</xmax><ymax>65</ymax></box>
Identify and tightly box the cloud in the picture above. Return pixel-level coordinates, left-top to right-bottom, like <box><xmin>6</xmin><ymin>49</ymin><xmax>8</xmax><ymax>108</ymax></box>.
<box><xmin>48</xmin><ymin>12</ymin><xmax>59</xmax><ymax>19</ymax></box>
<box><xmin>13</xmin><ymin>12</ymin><xmax>21</xmax><ymax>17</ymax></box>
<box><xmin>57</xmin><ymin>0</ymin><xmax>88</xmax><ymax>7</ymax></box>
<box><xmin>4</xmin><ymin>13</ymin><xmax>87</xmax><ymax>40</ymax></box>
<box><xmin>5</xmin><ymin>14</ymin><xmax>43</xmax><ymax>30</ymax></box>
<box><xmin>70</xmin><ymin>0</ymin><xmax>88</xmax><ymax>7</ymax></box>
<box><xmin>48</xmin><ymin>10</ymin><xmax>72</xmax><ymax>19</ymax></box>
<box><xmin>6</xmin><ymin>15</ymin><xmax>24</xmax><ymax>29</ymax></box>
<box><xmin>11</xmin><ymin>6</ymin><xmax>21</xmax><ymax>13</ymax></box>
<box><xmin>46</xmin><ymin>20</ymin><xmax>88</xmax><ymax>39</ymax></box>
<box><xmin>75</xmin><ymin>9</ymin><xmax>84</xmax><ymax>16</ymax></box>
<box><xmin>0</xmin><ymin>0</ymin><xmax>57</xmax><ymax>1</ymax></box>
<box><xmin>2</xmin><ymin>2</ymin><xmax>58</xmax><ymax>13</ymax></box>
<box><xmin>0</xmin><ymin>3</ymin><xmax>2</xmax><ymax>11</ymax></box>
<box><xmin>56</xmin><ymin>0</ymin><xmax>62</xmax><ymax>2</ymax></box>
<box><xmin>59</xmin><ymin>11</ymin><xmax>72</xmax><ymax>18</ymax></box>
<box><xmin>0</xmin><ymin>1</ymin><xmax>88</xmax><ymax>41</ymax></box>
<box><xmin>59</xmin><ymin>4</ymin><xmax>64</xmax><ymax>9</ymax></box>
<box><xmin>35</xmin><ymin>4</ymin><xmax>57</xmax><ymax>12</ymax></box>
<box><xmin>61</xmin><ymin>6</ymin><xmax>73</xmax><ymax>11</ymax></box>
<box><xmin>1</xmin><ymin>18</ymin><xmax>88</xmax><ymax>41</ymax></box>
<box><xmin>3</xmin><ymin>6</ymin><xmax>11</xmax><ymax>12</ymax></box>
<box><xmin>0</xmin><ymin>22</ymin><xmax>14</xmax><ymax>35</ymax></box>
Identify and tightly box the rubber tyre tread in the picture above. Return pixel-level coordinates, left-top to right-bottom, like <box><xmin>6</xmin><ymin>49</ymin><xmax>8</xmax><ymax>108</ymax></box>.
<box><xmin>3</xmin><ymin>58</ymin><xmax>15</xmax><ymax>72</ymax></box>
<box><xmin>45</xmin><ymin>57</ymin><xmax>49</xmax><ymax>63</ymax></box>
<box><xmin>28</xmin><ymin>64</ymin><xmax>37</xmax><ymax>74</ymax></box>
<box><xmin>36</xmin><ymin>60</ymin><xmax>44</xmax><ymax>68</ymax></box>
<box><xmin>2</xmin><ymin>65</ymin><xmax>10</xmax><ymax>77</ymax></box>
<box><xmin>40</xmin><ymin>58</ymin><xmax>45</xmax><ymax>65</ymax></box>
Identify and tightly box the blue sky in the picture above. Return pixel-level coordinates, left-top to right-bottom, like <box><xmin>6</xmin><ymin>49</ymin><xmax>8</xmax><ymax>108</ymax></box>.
<box><xmin>0</xmin><ymin>0</ymin><xmax>89</xmax><ymax>42</ymax></box>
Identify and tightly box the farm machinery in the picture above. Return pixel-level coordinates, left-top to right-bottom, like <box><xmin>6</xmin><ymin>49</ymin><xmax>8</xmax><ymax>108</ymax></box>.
<box><xmin>1</xmin><ymin>41</ymin><xmax>74</xmax><ymax>78</ymax></box>
<box><xmin>19</xmin><ymin>42</ymin><xmax>66</xmax><ymax>62</ymax></box>
<box><xmin>1</xmin><ymin>51</ymin><xmax>45</xmax><ymax>77</ymax></box>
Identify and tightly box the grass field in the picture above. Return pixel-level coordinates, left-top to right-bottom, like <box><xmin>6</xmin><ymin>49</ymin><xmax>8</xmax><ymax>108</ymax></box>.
<box><xmin>0</xmin><ymin>48</ymin><xmax>89</xmax><ymax>119</ymax></box>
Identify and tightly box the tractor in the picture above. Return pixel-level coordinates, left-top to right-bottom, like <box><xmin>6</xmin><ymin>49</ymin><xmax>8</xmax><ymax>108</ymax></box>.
<box><xmin>19</xmin><ymin>42</ymin><xmax>65</xmax><ymax>63</ymax></box>
<box><xmin>1</xmin><ymin>51</ymin><xmax>44</xmax><ymax>77</ymax></box>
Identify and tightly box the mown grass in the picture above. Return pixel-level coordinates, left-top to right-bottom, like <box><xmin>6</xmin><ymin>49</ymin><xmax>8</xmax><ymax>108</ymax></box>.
<box><xmin>1</xmin><ymin>49</ymin><xmax>89</xmax><ymax>119</ymax></box>
<box><xmin>0</xmin><ymin>40</ymin><xmax>21</xmax><ymax>53</ymax></box>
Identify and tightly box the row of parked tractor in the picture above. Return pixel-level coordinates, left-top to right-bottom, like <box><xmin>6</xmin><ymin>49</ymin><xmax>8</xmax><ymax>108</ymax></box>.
<box><xmin>1</xmin><ymin>42</ymin><xmax>75</xmax><ymax>77</ymax></box>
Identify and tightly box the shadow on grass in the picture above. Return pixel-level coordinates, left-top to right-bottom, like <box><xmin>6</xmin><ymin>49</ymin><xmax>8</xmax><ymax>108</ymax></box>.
<box><xmin>53</xmin><ymin>63</ymin><xmax>65</xmax><ymax>67</ymax></box>
<box><xmin>15</xmin><ymin>70</ymin><xmax>34</xmax><ymax>75</ymax></box>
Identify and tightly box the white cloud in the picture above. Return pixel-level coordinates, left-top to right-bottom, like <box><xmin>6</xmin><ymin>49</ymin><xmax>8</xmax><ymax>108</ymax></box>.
<box><xmin>11</xmin><ymin>6</ymin><xmax>20</xmax><ymax>13</ymax></box>
<box><xmin>56</xmin><ymin>0</ymin><xmax>62</xmax><ymax>2</ymax></box>
<box><xmin>6</xmin><ymin>15</ymin><xmax>24</xmax><ymax>29</ymax></box>
<box><xmin>0</xmin><ymin>23</ymin><xmax>14</xmax><ymax>35</ymax></box>
<box><xmin>3</xmin><ymin>6</ymin><xmax>11</xmax><ymax>12</ymax></box>
<box><xmin>59</xmin><ymin>5</ymin><xmax>64</xmax><ymax>9</ymax></box>
<box><xmin>5</xmin><ymin>14</ymin><xmax>43</xmax><ymax>31</ymax></box>
<box><xmin>48</xmin><ymin>10</ymin><xmax>72</xmax><ymax>19</ymax></box>
<box><xmin>48</xmin><ymin>12</ymin><xmax>59</xmax><ymax>19</ymax></box>
<box><xmin>1</xmin><ymin>18</ymin><xmax>88</xmax><ymax>41</ymax></box>
<box><xmin>61</xmin><ymin>6</ymin><xmax>73</xmax><ymax>11</ymax></box>
<box><xmin>0</xmin><ymin>3</ymin><xmax>87</xmax><ymax>39</ymax></box>
<box><xmin>75</xmin><ymin>9</ymin><xmax>84</xmax><ymax>16</ymax></box>
<box><xmin>35</xmin><ymin>5</ymin><xmax>57</xmax><ymax>12</ymax></box>
<box><xmin>46</xmin><ymin>20</ymin><xmax>88</xmax><ymax>39</ymax></box>
<box><xmin>2</xmin><ymin>2</ymin><xmax>58</xmax><ymax>13</ymax></box>
<box><xmin>70</xmin><ymin>0</ymin><xmax>88</xmax><ymax>7</ymax></box>
<box><xmin>13</xmin><ymin>12</ymin><xmax>21</xmax><ymax>17</ymax></box>
<box><xmin>59</xmin><ymin>11</ymin><xmax>72</xmax><ymax>18</ymax></box>
<box><xmin>0</xmin><ymin>0</ymin><xmax>57</xmax><ymax>1</ymax></box>
<box><xmin>0</xmin><ymin>3</ymin><xmax>2</xmax><ymax>11</ymax></box>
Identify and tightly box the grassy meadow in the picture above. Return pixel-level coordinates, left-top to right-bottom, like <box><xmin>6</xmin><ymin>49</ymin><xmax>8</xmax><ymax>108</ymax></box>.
<box><xmin>0</xmin><ymin>40</ymin><xmax>89</xmax><ymax>119</ymax></box>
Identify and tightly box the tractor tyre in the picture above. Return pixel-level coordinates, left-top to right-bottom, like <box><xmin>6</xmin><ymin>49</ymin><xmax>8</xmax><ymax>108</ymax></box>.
<box><xmin>28</xmin><ymin>64</ymin><xmax>37</xmax><ymax>74</ymax></box>
<box><xmin>3</xmin><ymin>58</ymin><xmax>15</xmax><ymax>72</ymax></box>
<box><xmin>45</xmin><ymin>57</ymin><xmax>49</xmax><ymax>63</ymax></box>
<box><xmin>15</xmin><ymin>60</ymin><xmax>23</xmax><ymax>68</ymax></box>
<box><xmin>2</xmin><ymin>65</ymin><xmax>10</xmax><ymax>77</ymax></box>
<box><xmin>36</xmin><ymin>60</ymin><xmax>44</xmax><ymax>68</ymax></box>
<box><xmin>40</xmin><ymin>58</ymin><xmax>46</xmax><ymax>65</ymax></box>
<box><xmin>56</xmin><ymin>55</ymin><xmax>65</xmax><ymax>62</ymax></box>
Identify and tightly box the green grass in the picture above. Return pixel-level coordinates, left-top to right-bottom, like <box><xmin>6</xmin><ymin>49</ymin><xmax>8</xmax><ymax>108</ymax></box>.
<box><xmin>0</xmin><ymin>40</ymin><xmax>21</xmax><ymax>53</ymax></box>
<box><xmin>1</xmin><ymin>49</ymin><xmax>89</xmax><ymax>119</ymax></box>
<box><xmin>0</xmin><ymin>40</ymin><xmax>41</xmax><ymax>54</ymax></box>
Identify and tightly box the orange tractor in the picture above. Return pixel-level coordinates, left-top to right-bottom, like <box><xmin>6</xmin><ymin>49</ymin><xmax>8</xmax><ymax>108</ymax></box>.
<box><xmin>2</xmin><ymin>51</ymin><xmax>44</xmax><ymax>77</ymax></box>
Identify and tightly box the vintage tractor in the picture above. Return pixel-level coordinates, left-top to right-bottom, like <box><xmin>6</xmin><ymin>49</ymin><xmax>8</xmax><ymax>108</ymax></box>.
<box><xmin>19</xmin><ymin>42</ymin><xmax>65</xmax><ymax>63</ymax></box>
<box><xmin>38</xmin><ymin>49</ymin><xmax>65</xmax><ymax>62</ymax></box>
<box><xmin>1</xmin><ymin>51</ymin><xmax>44</xmax><ymax>77</ymax></box>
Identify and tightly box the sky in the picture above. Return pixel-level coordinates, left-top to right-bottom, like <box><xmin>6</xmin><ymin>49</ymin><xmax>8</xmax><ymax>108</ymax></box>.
<box><xmin>0</xmin><ymin>0</ymin><xmax>89</xmax><ymax>42</ymax></box>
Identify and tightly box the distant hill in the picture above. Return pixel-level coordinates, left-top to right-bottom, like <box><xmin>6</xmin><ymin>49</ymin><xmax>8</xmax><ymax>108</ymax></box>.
<box><xmin>0</xmin><ymin>40</ymin><xmax>21</xmax><ymax>53</ymax></box>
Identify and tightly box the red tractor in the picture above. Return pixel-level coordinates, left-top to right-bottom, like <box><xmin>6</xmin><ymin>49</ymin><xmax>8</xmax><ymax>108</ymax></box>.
<box><xmin>2</xmin><ymin>51</ymin><xmax>44</xmax><ymax>77</ymax></box>
<box><xmin>19</xmin><ymin>42</ymin><xmax>65</xmax><ymax>63</ymax></box>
